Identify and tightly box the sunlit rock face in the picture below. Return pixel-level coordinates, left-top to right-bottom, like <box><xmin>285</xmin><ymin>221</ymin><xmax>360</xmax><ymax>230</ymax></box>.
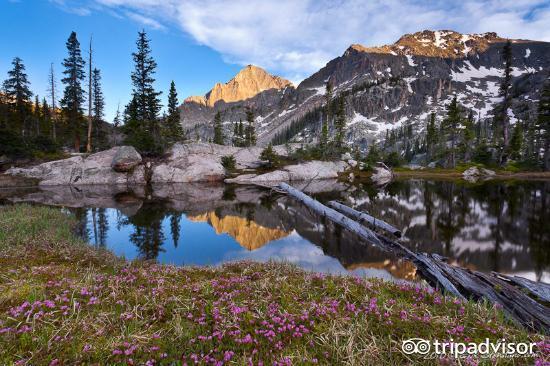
<box><xmin>188</xmin><ymin>212</ymin><xmax>290</xmax><ymax>250</ymax></box>
<box><xmin>185</xmin><ymin>65</ymin><xmax>292</xmax><ymax>108</ymax></box>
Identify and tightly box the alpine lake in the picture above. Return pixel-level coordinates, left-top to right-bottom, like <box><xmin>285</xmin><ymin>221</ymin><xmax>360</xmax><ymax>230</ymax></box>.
<box><xmin>1</xmin><ymin>177</ymin><xmax>548</xmax><ymax>283</ymax></box>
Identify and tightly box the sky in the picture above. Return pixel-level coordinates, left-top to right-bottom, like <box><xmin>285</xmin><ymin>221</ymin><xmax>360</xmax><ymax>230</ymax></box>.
<box><xmin>1</xmin><ymin>0</ymin><xmax>549</xmax><ymax>121</ymax></box>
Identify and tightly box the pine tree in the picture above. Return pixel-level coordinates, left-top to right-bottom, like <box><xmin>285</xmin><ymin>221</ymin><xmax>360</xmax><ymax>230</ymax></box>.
<box><xmin>426</xmin><ymin>112</ymin><xmax>437</xmax><ymax>161</ymax></box>
<box><xmin>245</xmin><ymin>107</ymin><xmax>256</xmax><ymax>146</ymax></box>
<box><xmin>91</xmin><ymin>68</ymin><xmax>105</xmax><ymax>149</ymax></box>
<box><xmin>462</xmin><ymin>110</ymin><xmax>475</xmax><ymax>161</ymax></box>
<box><xmin>537</xmin><ymin>80</ymin><xmax>550</xmax><ymax>170</ymax></box>
<box><xmin>41</xmin><ymin>97</ymin><xmax>50</xmax><ymax>136</ymax></box>
<box><xmin>334</xmin><ymin>96</ymin><xmax>346</xmax><ymax>151</ymax></box>
<box><xmin>495</xmin><ymin>39</ymin><xmax>513</xmax><ymax>165</ymax></box>
<box><xmin>319</xmin><ymin>81</ymin><xmax>332</xmax><ymax>152</ymax></box>
<box><xmin>163</xmin><ymin>81</ymin><xmax>184</xmax><ymax>144</ymax></box>
<box><xmin>213</xmin><ymin>111</ymin><xmax>224</xmax><ymax>145</ymax></box>
<box><xmin>232</xmin><ymin>122</ymin><xmax>239</xmax><ymax>146</ymax></box>
<box><xmin>61</xmin><ymin>31</ymin><xmax>86</xmax><ymax>152</ymax></box>
<box><xmin>113</xmin><ymin>104</ymin><xmax>121</xmax><ymax>128</ymax></box>
<box><xmin>509</xmin><ymin>122</ymin><xmax>523</xmax><ymax>161</ymax></box>
<box><xmin>126</xmin><ymin>30</ymin><xmax>162</xmax><ymax>154</ymax></box>
<box><xmin>91</xmin><ymin>68</ymin><xmax>104</xmax><ymax>122</ymax></box>
<box><xmin>3</xmin><ymin>57</ymin><xmax>32</xmax><ymax>136</ymax></box>
<box><xmin>443</xmin><ymin>96</ymin><xmax>462</xmax><ymax>168</ymax></box>
<box><xmin>237</xmin><ymin>120</ymin><xmax>244</xmax><ymax>146</ymax></box>
<box><xmin>86</xmin><ymin>36</ymin><xmax>93</xmax><ymax>153</ymax></box>
<box><xmin>33</xmin><ymin>95</ymin><xmax>41</xmax><ymax>136</ymax></box>
<box><xmin>260</xmin><ymin>142</ymin><xmax>278</xmax><ymax>167</ymax></box>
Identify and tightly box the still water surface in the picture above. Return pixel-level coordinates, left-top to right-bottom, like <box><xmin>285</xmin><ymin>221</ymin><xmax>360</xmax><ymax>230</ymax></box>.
<box><xmin>2</xmin><ymin>179</ymin><xmax>548</xmax><ymax>283</ymax></box>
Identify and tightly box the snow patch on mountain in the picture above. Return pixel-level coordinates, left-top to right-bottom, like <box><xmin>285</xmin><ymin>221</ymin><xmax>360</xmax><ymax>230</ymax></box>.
<box><xmin>406</xmin><ymin>55</ymin><xmax>416</xmax><ymax>67</ymax></box>
<box><xmin>451</xmin><ymin>61</ymin><xmax>502</xmax><ymax>82</ymax></box>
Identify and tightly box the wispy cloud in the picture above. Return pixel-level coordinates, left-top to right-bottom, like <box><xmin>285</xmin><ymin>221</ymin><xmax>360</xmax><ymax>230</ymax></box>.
<box><xmin>77</xmin><ymin>0</ymin><xmax>550</xmax><ymax>81</ymax></box>
<box><xmin>49</xmin><ymin>0</ymin><xmax>93</xmax><ymax>16</ymax></box>
<box><xmin>124</xmin><ymin>11</ymin><xmax>166</xmax><ymax>30</ymax></box>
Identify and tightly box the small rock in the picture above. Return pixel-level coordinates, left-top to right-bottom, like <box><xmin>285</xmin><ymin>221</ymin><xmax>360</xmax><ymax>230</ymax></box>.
<box><xmin>371</xmin><ymin>166</ymin><xmax>393</xmax><ymax>185</ymax></box>
<box><xmin>341</xmin><ymin>152</ymin><xmax>352</xmax><ymax>160</ymax></box>
<box><xmin>111</xmin><ymin>146</ymin><xmax>142</xmax><ymax>172</ymax></box>
<box><xmin>462</xmin><ymin>166</ymin><xmax>495</xmax><ymax>182</ymax></box>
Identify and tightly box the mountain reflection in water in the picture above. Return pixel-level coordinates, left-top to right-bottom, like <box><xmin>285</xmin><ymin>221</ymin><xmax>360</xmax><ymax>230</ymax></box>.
<box><xmin>1</xmin><ymin>179</ymin><xmax>548</xmax><ymax>282</ymax></box>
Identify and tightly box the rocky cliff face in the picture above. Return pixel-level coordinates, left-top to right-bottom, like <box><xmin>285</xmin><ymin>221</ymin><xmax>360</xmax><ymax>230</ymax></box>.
<box><xmin>179</xmin><ymin>30</ymin><xmax>550</xmax><ymax>149</ymax></box>
<box><xmin>184</xmin><ymin>65</ymin><xmax>292</xmax><ymax>108</ymax></box>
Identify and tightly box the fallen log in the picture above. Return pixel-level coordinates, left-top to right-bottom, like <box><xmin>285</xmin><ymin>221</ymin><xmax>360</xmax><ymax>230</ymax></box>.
<box><xmin>425</xmin><ymin>254</ymin><xmax>550</xmax><ymax>332</ymax></box>
<box><xmin>277</xmin><ymin>183</ymin><xmax>383</xmax><ymax>248</ymax></box>
<box><xmin>496</xmin><ymin>274</ymin><xmax>550</xmax><ymax>303</ymax></box>
<box><xmin>278</xmin><ymin>183</ymin><xmax>550</xmax><ymax>333</ymax></box>
<box><xmin>328</xmin><ymin>200</ymin><xmax>401</xmax><ymax>237</ymax></box>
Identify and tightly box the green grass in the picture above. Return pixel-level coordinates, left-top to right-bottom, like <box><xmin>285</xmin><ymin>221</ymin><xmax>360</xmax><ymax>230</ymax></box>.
<box><xmin>0</xmin><ymin>204</ymin><xmax>548</xmax><ymax>365</ymax></box>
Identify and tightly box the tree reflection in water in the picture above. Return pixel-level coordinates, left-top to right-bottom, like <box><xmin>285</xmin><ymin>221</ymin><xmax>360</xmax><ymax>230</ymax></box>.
<box><xmin>60</xmin><ymin>180</ymin><xmax>548</xmax><ymax>281</ymax></box>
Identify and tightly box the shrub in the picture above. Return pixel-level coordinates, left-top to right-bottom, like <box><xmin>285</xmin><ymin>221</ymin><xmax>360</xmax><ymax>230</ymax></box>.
<box><xmin>384</xmin><ymin>151</ymin><xmax>402</xmax><ymax>167</ymax></box>
<box><xmin>259</xmin><ymin>143</ymin><xmax>280</xmax><ymax>167</ymax></box>
<box><xmin>221</xmin><ymin>155</ymin><xmax>236</xmax><ymax>171</ymax></box>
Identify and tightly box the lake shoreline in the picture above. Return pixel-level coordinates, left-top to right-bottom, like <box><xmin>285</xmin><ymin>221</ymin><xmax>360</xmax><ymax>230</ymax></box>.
<box><xmin>0</xmin><ymin>204</ymin><xmax>547</xmax><ymax>365</ymax></box>
<box><xmin>393</xmin><ymin>169</ymin><xmax>550</xmax><ymax>180</ymax></box>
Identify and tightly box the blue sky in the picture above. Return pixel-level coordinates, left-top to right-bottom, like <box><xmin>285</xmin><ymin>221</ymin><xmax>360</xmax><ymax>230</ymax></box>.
<box><xmin>0</xmin><ymin>1</ymin><xmax>242</xmax><ymax>120</ymax></box>
<box><xmin>1</xmin><ymin>0</ymin><xmax>549</xmax><ymax>121</ymax></box>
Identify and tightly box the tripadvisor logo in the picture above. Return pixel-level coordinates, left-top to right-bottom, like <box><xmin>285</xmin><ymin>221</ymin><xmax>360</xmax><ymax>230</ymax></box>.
<box><xmin>401</xmin><ymin>338</ymin><xmax>538</xmax><ymax>359</ymax></box>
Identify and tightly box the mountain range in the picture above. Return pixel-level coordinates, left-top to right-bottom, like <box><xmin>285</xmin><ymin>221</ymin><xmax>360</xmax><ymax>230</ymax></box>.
<box><xmin>178</xmin><ymin>30</ymin><xmax>550</xmax><ymax>149</ymax></box>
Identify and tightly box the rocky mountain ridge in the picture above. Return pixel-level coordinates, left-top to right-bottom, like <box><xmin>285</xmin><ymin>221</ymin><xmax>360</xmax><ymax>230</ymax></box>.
<box><xmin>184</xmin><ymin>65</ymin><xmax>293</xmax><ymax>107</ymax></box>
<box><xmin>179</xmin><ymin>30</ymin><xmax>550</xmax><ymax>149</ymax></box>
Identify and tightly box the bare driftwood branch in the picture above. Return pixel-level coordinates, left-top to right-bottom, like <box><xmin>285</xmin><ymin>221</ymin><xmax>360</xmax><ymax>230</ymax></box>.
<box><xmin>327</xmin><ymin>201</ymin><xmax>401</xmax><ymax>237</ymax></box>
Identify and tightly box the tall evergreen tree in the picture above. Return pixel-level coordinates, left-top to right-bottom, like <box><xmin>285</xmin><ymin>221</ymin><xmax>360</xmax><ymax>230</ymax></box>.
<box><xmin>319</xmin><ymin>81</ymin><xmax>332</xmax><ymax>152</ymax></box>
<box><xmin>232</xmin><ymin>122</ymin><xmax>240</xmax><ymax>146</ymax></box>
<box><xmin>41</xmin><ymin>97</ymin><xmax>51</xmax><ymax>137</ymax></box>
<box><xmin>509</xmin><ymin>122</ymin><xmax>523</xmax><ymax>160</ymax></box>
<box><xmin>91</xmin><ymin>68</ymin><xmax>104</xmax><ymax>123</ymax></box>
<box><xmin>334</xmin><ymin>95</ymin><xmax>347</xmax><ymax>151</ymax></box>
<box><xmin>3</xmin><ymin>57</ymin><xmax>32</xmax><ymax>136</ymax></box>
<box><xmin>60</xmin><ymin>31</ymin><xmax>86</xmax><ymax>152</ymax></box>
<box><xmin>495</xmin><ymin>39</ymin><xmax>513</xmax><ymax>164</ymax></box>
<box><xmin>426</xmin><ymin>112</ymin><xmax>437</xmax><ymax>161</ymax></box>
<box><xmin>163</xmin><ymin>80</ymin><xmax>184</xmax><ymax>144</ymax></box>
<box><xmin>126</xmin><ymin>30</ymin><xmax>162</xmax><ymax>154</ymax></box>
<box><xmin>245</xmin><ymin>107</ymin><xmax>256</xmax><ymax>146</ymax></box>
<box><xmin>461</xmin><ymin>110</ymin><xmax>475</xmax><ymax>161</ymax></box>
<box><xmin>213</xmin><ymin>111</ymin><xmax>224</xmax><ymax>145</ymax></box>
<box><xmin>537</xmin><ymin>80</ymin><xmax>550</xmax><ymax>170</ymax></box>
<box><xmin>86</xmin><ymin>36</ymin><xmax>93</xmax><ymax>153</ymax></box>
<box><xmin>91</xmin><ymin>68</ymin><xmax>105</xmax><ymax>149</ymax></box>
<box><xmin>443</xmin><ymin>96</ymin><xmax>462</xmax><ymax>168</ymax></box>
<box><xmin>33</xmin><ymin>95</ymin><xmax>41</xmax><ymax>136</ymax></box>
